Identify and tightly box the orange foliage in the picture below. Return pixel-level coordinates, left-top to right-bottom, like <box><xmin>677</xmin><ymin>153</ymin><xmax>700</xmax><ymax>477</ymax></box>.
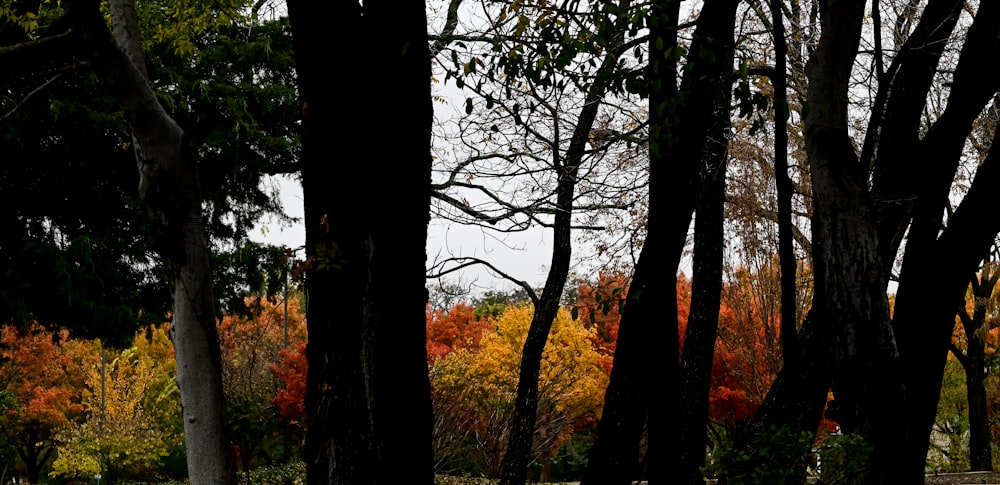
<box><xmin>425</xmin><ymin>302</ymin><xmax>493</xmax><ymax>364</ymax></box>
<box><xmin>0</xmin><ymin>323</ymin><xmax>95</xmax><ymax>428</ymax></box>
<box><xmin>575</xmin><ymin>274</ymin><xmax>627</xmax><ymax>373</ymax></box>
<box><xmin>217</xmin><ymin>295</ymin><xmax>308</xmax><ymax>427</ymax></box>
<box><xmin>709</xmin><ymin>269</ymin><xmax>783</xmax><ymax>429</ymax></box>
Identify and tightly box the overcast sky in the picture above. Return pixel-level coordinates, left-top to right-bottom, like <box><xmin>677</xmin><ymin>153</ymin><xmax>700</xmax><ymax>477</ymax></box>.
<box><xmin>250</xmin><ymin>175</ymin><xmax>554</xmax><ymax>294</ymax></box>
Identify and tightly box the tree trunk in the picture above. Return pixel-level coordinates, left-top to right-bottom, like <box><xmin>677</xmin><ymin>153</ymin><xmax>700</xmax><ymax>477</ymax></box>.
<box><xmin>885</xmin><ymin>5</ymin><xmax>1000</xmax><ymax>477</ymax></box>
<box><xmin>946</xmin><ymin>256</ymin><xmax>998</xmax><ymax>471</ymax></box>
<box><xmin>65</xmin><ymin>1</ymin><xmax>233</xmax><ymax>483</ymax></box>
<box><xmin>496</xmin><ymin>5</ymin><xmax>633</xmax><ymax>482</ymax></box>
<box><xmin>677</xmin><ymin>73</ymin><xmax>733</xmax><ymax>485</ymax></box>
<box><xmin>966</xmin><ymin>335</ymin><xmax>993</xmax><ymax>471</ymax></box>
<box><xmin>804</xmin><ymin>2</ymin><xmax>907</xmax><ymax>483</ymax></box>
<box><xmin>580</xmin><ymin>2</ymin><xmax>681</xmax><ymax>484</ymax></box>
<box><xmin>583</xmin><ymin>1</ymin><xmax>745</xmax><ymax>482</ymax></box>
<box><xmin>286</xmin><ymin>0</ymin><xmax>435</xmax><ymax>483</ymax></box>
<box><xmin>771</xmin><ymin>0</ymin><xmax>799</xmax><ymax>365</ymax></box>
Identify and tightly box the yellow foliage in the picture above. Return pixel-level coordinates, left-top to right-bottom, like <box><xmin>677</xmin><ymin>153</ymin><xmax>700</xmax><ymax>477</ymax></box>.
<box><xmin>432</xmin><ymin>304</ymin><xmax>608</xmax><ymax>463</ymax></box>
<box><xmin>50</xmin><ymin>325</ymin><xmax>179</xmax><ymax>480</ymax></box>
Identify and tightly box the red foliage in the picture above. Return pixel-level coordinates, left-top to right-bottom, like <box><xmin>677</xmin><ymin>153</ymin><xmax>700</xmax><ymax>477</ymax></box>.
<box><xmin>271</xmin><ymin>339</ymin><xmax>307</xmax><ymax>423</ymax></box>
<box><xmin>576</xmin><ymin>273</ymin><xmax>628</xmax><ymax>373</ymax></box>
<box><xmin>425</xmin><ymin>303</ymin><xmax>493</xmax><ymax>364</ymax></box>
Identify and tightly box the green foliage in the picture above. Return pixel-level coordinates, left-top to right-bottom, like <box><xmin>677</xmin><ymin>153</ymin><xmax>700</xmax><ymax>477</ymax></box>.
<box><xmin>930</xmin><ymin>357</ymin><xmax>972</xmax><ymax>472</ymax></box>
<box><xmin>471</xmin><ymin>289</ymin><xmax>534</xmax><ymax>319</ymax></box>
<box><xmin>0</xmin><ymin>390</ymin><xmax>19</xmax><ymax>477</ymax></box>
<box><xmin>704</xmin><ymin>425</ymin><xmax>815</xmax><ymax>484</ymax></box>
<box><xmin>434</xmin><ymin>474</ymin><xmax>497</xmax><ymax>485</ymax></box>
<box><xmin>815</xmin><ymin>433</ymin><xmax>874</xmax><ymax>485</ymax></box>
<box><xmin>238</xmin><ymin>461</ymin><xmax>305</xmax><ymax>485</ymax></box>
<box><xmin>1</xmin><ymin>1</ymin><xmax>299</xmax><ymax>341</ymax></box>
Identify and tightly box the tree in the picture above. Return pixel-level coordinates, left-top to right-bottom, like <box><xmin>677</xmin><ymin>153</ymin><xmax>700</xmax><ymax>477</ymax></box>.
<box><xmin>271</xmin><ymin>340</ymin><xmax>307</xmax><ymax>425</ymax></box>
<box><xmin>426</xmin><ymin>0</ymin><xmax>649</xmax><ymax>479</ymax></box>
<box><xmin>0</xmin><ymin>323</ymin><xmax>97</xmax><ymax>483</ymax></box>
<box><xmin>426</xmin><ymin>302</ymin><xmax>494</xmax><ymax>364</ymax></box>
<box><xmin>285</xmin><ymin>0</ymin><xmax>435</xmax><ymax>482</ymax></box>
<box><xmin>49</xmin><ymin>337</ymin><xmax>179</xmax><ymax>483</ymax></box>
<box><xmin>431</xmin><ymin>305</ymin><xmax>608</xmax><ymax>480</ymax></box>
<box><xmin>59</xmin><ymin>2</ymin><xmax>235</xmax><ymax>481</ymax></box>
<box><xmin>1</xmin><ymin>1</ymin><xmax>300</xmax><ymax>481</ymax></box>
<box><xmin>721</xmin><ymin>2</ymin><xmax>1000</xmax><ymax>483</ymax></box>
<box><xmin>219</xmin><ymin>295</ymin><xmax>306</xmax><ymax>469</ymax></box>
<box><xmin>950</xmin><ymin>250</ymin><xmax>1000</xmax><ymax>471</ymax></box>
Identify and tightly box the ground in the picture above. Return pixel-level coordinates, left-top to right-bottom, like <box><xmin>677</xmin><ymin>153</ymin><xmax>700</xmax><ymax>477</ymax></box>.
<box><xmin>924</xmin><ymin>471</ymin><xmax>1000</xmax><ymax>484</ymax></box>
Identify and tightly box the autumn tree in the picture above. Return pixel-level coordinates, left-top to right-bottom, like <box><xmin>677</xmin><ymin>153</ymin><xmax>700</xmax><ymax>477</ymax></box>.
<box><xmin>49</xmin><ymin>332</ymin><xmax>180</xmax><ymax>482</ymax></box>
<box><xmin>285</xmin><ymin>0</ymin><xmax>435</xmax><ymax>482</ymax></box>
<box><xmin>0</xmin><ymin>323</ymin><xmax>97</xmax><ymax>483</ymax></box>
<box><xmin>219</xmin><ymin>295</ymin><xmax>307</xmax><ymax>469</ymax></box>
<box><xmin>950</xmin><ymin>250</ymin><xmax>1000</xmax><ymax>471</ymax></box>
<box><xmin>271</xmin><ymin>339</ymin><xmax>307</xmax><ymax>433</ymax></box>
<box><xmin>426</xmin><ymin>302</ymin><xmax>494</xmax><ymax>364</ymax></box>
<box><xmin>431</xmin><ymin>305</ymin><xmax>607</xmax><ymax>480</ymax></box>
<box><xmin>427</xmin><ymin>0</ymin><xmax>651</xmax><ymax>479</ymax></box>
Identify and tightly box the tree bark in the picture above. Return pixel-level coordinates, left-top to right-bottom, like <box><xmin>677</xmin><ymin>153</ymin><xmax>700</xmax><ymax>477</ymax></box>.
<box><xmin>771</xmin><ymin>0</ymin><xmax>799</xmax><ymax>365</ymax></box>
<box><xmin>580</xmin><ymin>3</ymin><xmax>682</xmax><ymax>483</ymax></box>
<box><xmin>804</xmin><ymin>2</ymin><xmax>906</xmax><ymax>483</ymax></box>
<box><xmin>886</xmin><ymin>4</ymin><xmax>1000</xmax><ymax>477</ymax></box>
<box><xmin>286</xmin><ymin>0</ymin><xmax>435</xmax><ymax>483</ymax></box>
<box><xmin>677</xmin><ymin>97</ymin><xmax>731</xmax><ymax>485</ymax></box>
<box><xmin>956</xmin><ymin>265</ymin><xmax>997</xmax><ymax>472</ymax></box>
<box><xmin>65</xmin><ymin>1</ymin><xmax>234</xmax><ymax>483</ymax></box>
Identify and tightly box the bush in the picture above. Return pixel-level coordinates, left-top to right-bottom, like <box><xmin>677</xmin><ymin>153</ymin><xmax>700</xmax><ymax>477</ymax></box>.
<box><xmin>704</xmin><ymin>425</ymin><xmax>815</xmax><ymax>484</ymax></box>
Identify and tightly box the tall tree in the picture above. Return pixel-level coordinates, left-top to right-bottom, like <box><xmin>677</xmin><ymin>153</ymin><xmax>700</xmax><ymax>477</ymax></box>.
<box><xmin>732</xmin><ymin>2</ymin><xmax>1000</xmax><ymax>483</ymax></box>
<box><xmin>62</xmin><ymin>0</ymin><xmax>235</xmax><ymax>482</ymax></box>
<box><xmin>676</xmin><ymin>1</ymin><xmax>740</xmax><ymax>482</ymax></box>
<box><xmin>951</xmin><ymin>250</ymin><xmax>999</xmax><ymax>471</ymax></box>
<box><xmin>285</xmin><ymin>0</ymin><xmax>435</xmax><ymax>482</ymax></box>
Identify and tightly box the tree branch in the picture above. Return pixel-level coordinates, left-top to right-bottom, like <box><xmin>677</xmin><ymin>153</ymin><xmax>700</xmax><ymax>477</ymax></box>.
<box><xmin>427</xmin><ymin>256</ymin><xmax>539</xmax><ymax>304</ymax></box>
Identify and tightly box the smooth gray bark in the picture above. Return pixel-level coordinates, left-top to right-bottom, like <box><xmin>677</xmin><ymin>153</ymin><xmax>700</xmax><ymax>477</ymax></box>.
<box><xmin>67</xmin><ymin>1</ymin><xmax>234</xmax><ymax>483</ymax></box>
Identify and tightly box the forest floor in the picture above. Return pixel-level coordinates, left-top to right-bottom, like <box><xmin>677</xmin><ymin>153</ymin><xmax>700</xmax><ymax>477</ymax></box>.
<box><xmin>923</xmin><ymin>471</ymin><xmax>1000</xmax><ymax>484</ymax></box>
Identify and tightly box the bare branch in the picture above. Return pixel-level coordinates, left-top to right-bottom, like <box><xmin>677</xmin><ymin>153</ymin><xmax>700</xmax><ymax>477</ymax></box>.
<box><xmin>427</xmin><ymin>256</ymin><xmax>540</xmax><ymax>304</ymax></box>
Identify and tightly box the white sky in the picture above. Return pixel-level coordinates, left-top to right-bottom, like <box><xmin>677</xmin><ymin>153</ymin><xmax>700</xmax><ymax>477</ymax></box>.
<box><xmin>250</xmin><ymin>175</ymin><xmax>555</xmax><ymax>293</ymax></box>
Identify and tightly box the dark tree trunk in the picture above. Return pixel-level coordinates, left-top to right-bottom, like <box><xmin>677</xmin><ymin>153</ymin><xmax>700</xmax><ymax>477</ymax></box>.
<box><xmin>966</xmin><ymin>341</ymin><xmax>993</xmax><ymax>471</ymax></box>
<box><xmin>943</xmin><ymin>251</ymin><xmax>999</xmax><ymax>472</ymax></box>
<box><xmin>579</xmin><ymin>3</ymin><xmax>681</xmax><ymax>484</ymax></box>
<box><xmin>804</xmin><ymin>2</ymin><xmax>907</xmax><ymax>484</ymax></box>
<box><xmin>677</xmin><ymin>102</ymin><xmax>730</xmax><ymax>485</ymax></box>
<box><xmin>884</xmin><ymin>5</ymin><xmax>1000</xmax><ymax>478</ymax></box>
<box><xmin>771</xmin><ymin>0</ymin><xmax>798</xmax><ymax>365</ymax></box>
<box><xmin>497</xmin><ymin>4</ymin><xmax>634</xmax><ymax>483</ymax></box>
<box><xmin>17</xmin><ymin>428</ymin><xmax>50</xmax><ymax>485</ymax></box>
<box><xmin>286</xmin><ymin>0</ymin><xmax>435</xmax><ymax>483</ymax></box>
<box><xmin>583</xmin><ymin>1</ymin><xmax>741</xmax><ymax>483</ymax></box>
<box><xmin>965</xmin><ymin>310</ymin><xmax>993</xmax><ymax>471</ymax></box>
<box><xmin>868</xmin><ymin>0</ymin><xmax>965</xmax><ymax>264</ymax></box>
